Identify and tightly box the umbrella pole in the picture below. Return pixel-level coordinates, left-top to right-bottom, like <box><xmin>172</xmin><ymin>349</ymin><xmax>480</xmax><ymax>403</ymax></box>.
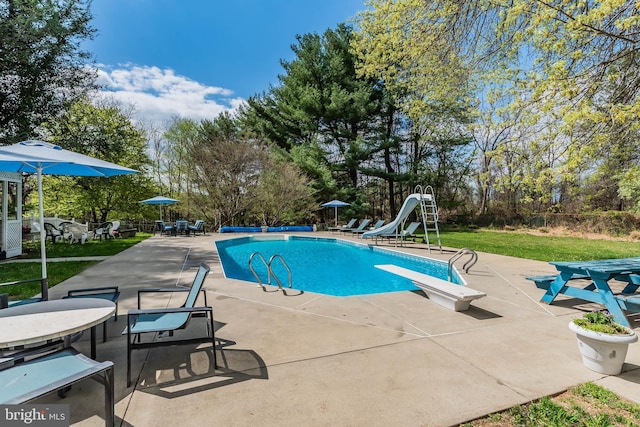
<box><xmin>335</xmin><ymin>206</ymin><xmax>338</xmax><ymax>226</ymax></box>
<box><xmin>36</xmin><ymin>166</ymin><xmax>48</xmax><ymax>300</ymax></box>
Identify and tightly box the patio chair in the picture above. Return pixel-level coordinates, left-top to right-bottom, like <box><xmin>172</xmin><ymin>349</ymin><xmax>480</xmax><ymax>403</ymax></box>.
<box><xmin>59</xmin><ymin>221</ymin><xmax>92</xmax><ymax>244</ymax></box>
<box><xmin>155</xmin><ymin>220</ymin><xmax>176</xmax><ymax>236</ymax></box>
<box><xmin>63</xmin><ymin>286</ymin><xmax>121</xmax><ymax>343</ymax></box>
<box><xmin>1</xmin><ymin>277</ymin><xmax>47</xmax><ymax>307</ymax></box>
<box><xmin>0</xmin><ymin>342</ymin><xmax>114</xmax><ymax>427</ymax></box>
<box><xmin>43</xmin><ymin>222</ymin><xmax>64</xmax><ymax>243</ymax></box>
<box><xmin>109</xmin><ymin>221</ymin><xmax>121</xmax><ymax>238</ymax></box>
<box><xmin>94</xmin><ymin>222</ymin><xmax>113</xmax><ymax>241</ymax></box>
<box><xmin>175</xmin><ymin>219</ymin><xmax>189</xmax><ymax>235</ymax></box>
<box><xmin>188</xmin><ymin>219</ymin><xmax>206</xmax><ymax>235</ymax></box>
<box><xmin>123</xmin><ymin>263</ymin><xmax>216</xmax><ymax>387</ymax></box>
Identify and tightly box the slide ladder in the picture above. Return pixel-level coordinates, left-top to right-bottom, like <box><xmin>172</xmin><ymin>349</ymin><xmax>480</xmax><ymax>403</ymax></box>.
<box><xmin>415</xmin><ymin>185</ymin><xmax>442</xmax><ymax>253</ymax></box>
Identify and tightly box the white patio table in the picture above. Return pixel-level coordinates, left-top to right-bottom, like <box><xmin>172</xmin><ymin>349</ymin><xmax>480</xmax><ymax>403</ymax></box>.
<box><xmin>0</xmin><ymin>298</ymin><xmax>115</xmax><ymax>359</ymax></box>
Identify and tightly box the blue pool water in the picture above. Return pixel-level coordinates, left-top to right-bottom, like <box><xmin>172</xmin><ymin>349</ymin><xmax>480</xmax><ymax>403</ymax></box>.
<box><xmin>215</xmin><ymin>235</ymin><xmax>462</xmax><ymax>296</ymax></box>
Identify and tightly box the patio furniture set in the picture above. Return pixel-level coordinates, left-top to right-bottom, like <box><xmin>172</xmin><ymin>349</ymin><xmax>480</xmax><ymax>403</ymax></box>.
<box><xmin>527</xmin><ymin>257</ymin><xmax>640</xmax><ymax>328</ymax></box>
<box><xmin>0</xmin><ymin>295</ymin><xmax>117</xmax><ymax>426</ymax></box>
<box><xmin>38</xmin><ymin>220</ymin><xmax>125</xmax><ymax>244</ymax></box>
<box><xmin>0</xmin><ymin>263</ymin><xmax>216</xmax><ymax>427</ymax></box>
<box><xmin>155</xmin><ymin>219</ymin><xmax>206</xmax><ymax>236</ymax></box>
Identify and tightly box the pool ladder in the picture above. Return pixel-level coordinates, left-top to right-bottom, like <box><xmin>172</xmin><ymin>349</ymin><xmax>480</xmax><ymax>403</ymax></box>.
<box><xmin>448</xmin><ymin>248</ymin><xmax>478</xmax><ymax>281</ymax></box>
<box><xmin>248</xmin><ymin>252</ymin><xmax>292</xmax><ymax>290</ymax></box>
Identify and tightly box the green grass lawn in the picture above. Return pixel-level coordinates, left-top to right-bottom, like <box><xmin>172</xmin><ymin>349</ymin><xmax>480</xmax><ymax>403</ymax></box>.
<box><xmin>430</xmin><ymin>228</ymin><xmax>640</xmax><ymax>262</ymax></box>
<box><xmin>22</xmin><ymin>233</ymin><xmax>151</xmax><ymax>258</ymax></box>
<box><xmin>0</xmin><ymin>261</ymin><xmax>100</xmax><ymax>300</ymax></box>
<box><xmin>1</xmin><ymin>233</ymin><xmax>151</xmax><ymax>301</ymax></box>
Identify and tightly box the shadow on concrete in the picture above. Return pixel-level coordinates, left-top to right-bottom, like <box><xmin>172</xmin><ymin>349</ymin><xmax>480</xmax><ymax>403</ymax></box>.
<box><xmin>409</xmin><ymin>289</ymin><xmax>501</xmax><ymax>319</ymax></box>
<box><xmin>136</xmin><ymin>337</ymin><xmax>268</xmax><ymax>399</ymax></box>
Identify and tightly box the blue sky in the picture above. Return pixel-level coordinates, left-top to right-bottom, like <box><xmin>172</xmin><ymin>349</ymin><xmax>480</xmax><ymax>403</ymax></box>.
<box><xmin>85</xmin><ymin>0</ymin><xmax>366</xmax><ymax>126</ymax></box>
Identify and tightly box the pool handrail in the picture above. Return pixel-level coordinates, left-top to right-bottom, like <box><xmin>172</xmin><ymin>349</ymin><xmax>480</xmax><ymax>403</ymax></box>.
<box><xmin>248</xmin><ymin>251</ymin><xmax>293</xmax><ymax>290</ymax></box>
<box><xmin>268</xmin><ymin>254</ymin><xmax>292</xmax><ymax>289</ymax></box>
<box><xmin>448</xmin><ymin>248</ymin><xmax>477</xmax><ymax>281</ymax></box>
<box><xmin>249</xmin><ymin>252</ymin><xmax>271</xmax><ymax>286</ymax></box>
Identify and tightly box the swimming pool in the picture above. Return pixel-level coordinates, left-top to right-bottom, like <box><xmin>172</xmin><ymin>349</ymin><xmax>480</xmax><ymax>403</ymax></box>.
<box><xmin>215</xmin><ymin>235</ymin><xmax>463</xmax><ymax>296</ymax></box>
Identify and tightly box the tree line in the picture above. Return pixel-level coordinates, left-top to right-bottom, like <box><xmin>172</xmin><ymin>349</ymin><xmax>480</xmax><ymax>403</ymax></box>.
<box><xmin>4</xmin><ymin>0</ymin><xmax>640</xmax><ymax>228</ymax></box>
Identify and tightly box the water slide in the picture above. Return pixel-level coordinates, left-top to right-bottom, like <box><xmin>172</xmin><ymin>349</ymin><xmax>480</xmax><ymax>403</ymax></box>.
<box><xmin>361</xmin><ymin>193</ymin><xmax>426</xmax><ymax>239</ymax></box>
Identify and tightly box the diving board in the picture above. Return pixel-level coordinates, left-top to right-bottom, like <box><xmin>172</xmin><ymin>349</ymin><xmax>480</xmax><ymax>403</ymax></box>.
<box><xmin>376</xmin><ymin>264</ymin><xmax>486</xmax><ymax>311</ymax></box>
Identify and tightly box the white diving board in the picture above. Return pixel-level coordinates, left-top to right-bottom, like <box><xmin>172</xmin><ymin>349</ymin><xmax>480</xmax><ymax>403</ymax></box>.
<box><xmin>375</xmin><ymin>264</ymin><xmax>486</xmax><ymax>312</ymax></box>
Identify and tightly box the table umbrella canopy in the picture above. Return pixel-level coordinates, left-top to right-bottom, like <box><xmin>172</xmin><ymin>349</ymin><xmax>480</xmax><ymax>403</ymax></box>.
<box><xmin>140</xmin><ymin>196</ymin><xmax>179</xmax><ymax>205</ymax></box>
<box><xmin>0</xmin><ymin>140</ymin><xmax>139</xmax><ymax>297</ymax></box>
<box><xmin>140</xmin><ymin>196</ymin><xmax>179</xmax><ymax>221</ymax></box>
<box><xmin>321</xmin><ymin>199</ymin><xmax>350</xmax><ymax>226</ymax></box>
<box><xmin>0</xmin><ymin>140</ymin><xmax>138</xmax><ymax>176</ymax></box>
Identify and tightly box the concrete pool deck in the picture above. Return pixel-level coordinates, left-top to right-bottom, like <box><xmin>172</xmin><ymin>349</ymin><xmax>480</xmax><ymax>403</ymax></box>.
<box><xmin>42</xmin><ymin>231</ymin><xmax>640</xmax><ymax>426</ymax></box>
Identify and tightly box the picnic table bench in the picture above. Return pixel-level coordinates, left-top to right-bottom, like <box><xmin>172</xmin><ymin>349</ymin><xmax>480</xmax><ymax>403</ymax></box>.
<box><xmin>526</xmin><ymin>273</ymin><xmax>590</xmax><ymax>290</ymax></box>
<box><xmin>118</xmin><ymin>228</ymin><xmax>137</xmax><ymax>238</ymax></box>
<box><xmin>527</xmin><ymin>257</ymin><xmax>640</xmax><ymax>327</ymax></box>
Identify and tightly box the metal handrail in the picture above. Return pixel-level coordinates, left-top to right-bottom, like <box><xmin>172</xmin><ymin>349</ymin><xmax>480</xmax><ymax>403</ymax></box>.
<box><xmin>248</xmin><ymin>252</ymin><xmax>270</xmax><ymax>286</ymax></box>
<box><xmin>448</xmin><ymin>248</ymin><xmax>478</xmax><ymax>281</ymax></box>
<box><xmin>268</xmin><ymin>254</ymin><xmax>293</xmax><ymax>289</ymax></box>
<box><xmin>248</xmin><ymin>252</ymin><xmax>292</xmax><ymax>290</ymax></box>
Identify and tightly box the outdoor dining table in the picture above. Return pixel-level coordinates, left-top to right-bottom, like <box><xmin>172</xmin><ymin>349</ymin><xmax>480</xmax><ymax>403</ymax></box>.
<box><xmin>540</xmin><ymin>257</ymin><xmax>640</xmax><ymax>327</ymax></box>
<box><xmin>0</xmin><ymin>298</ymin><xmax>116</xmax><ymax>359</ymax></box>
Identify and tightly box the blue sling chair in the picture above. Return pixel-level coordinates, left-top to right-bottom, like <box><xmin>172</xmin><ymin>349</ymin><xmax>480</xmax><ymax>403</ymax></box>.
<box><xmin>0</xmin><ymin>342</ymin><xmax>114</xmax><ymax>427</ymax></box>
<box><xmin>123</xmin><ymin>263</ymin><xmax>217</xmax><ymax>387</ymax></box>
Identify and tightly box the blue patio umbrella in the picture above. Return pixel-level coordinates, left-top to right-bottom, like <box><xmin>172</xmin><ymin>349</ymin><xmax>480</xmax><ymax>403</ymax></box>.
<box><xmin>321</xmin><ymin>199</ymin><xmax>350</xmax><ymax>226</ymax></box>
<box><xmin>0</xmin><ymin>140</ymin><xmax>139</xmax><ymax>296</ymax></box>
<box><xmin>140</xmin><ymin>195</ymin><xmax>179</xmax><ymax>222</ymax></box>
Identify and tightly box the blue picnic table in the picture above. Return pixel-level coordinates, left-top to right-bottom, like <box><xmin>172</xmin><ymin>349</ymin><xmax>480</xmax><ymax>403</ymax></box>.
<box><xmin>529</xmin><ymin>257</ymin><xmax>640</xmax><ymax>327</ymax></box>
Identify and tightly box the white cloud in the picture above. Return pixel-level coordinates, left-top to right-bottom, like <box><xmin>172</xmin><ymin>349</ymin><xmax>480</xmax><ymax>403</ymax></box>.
<box><xmin>94</xmin><ymin>64</ymin><xmax>245</xmax><ymax>126</ymax></box>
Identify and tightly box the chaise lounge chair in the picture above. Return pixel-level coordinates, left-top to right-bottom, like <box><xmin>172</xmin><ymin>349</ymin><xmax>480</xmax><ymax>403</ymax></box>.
<box><xmin>370</xmin><ymin>219</ymin><xmax>385</xmax><ymax>230</ymax></box>
<box><xmin>358</xmin><ymin>219</ymin><xmax>385</xmax><ymax>238</ymax></box>
<box><xmin>123</xmin><ymin>263</ymin><xmax>216</xmax><ymax>387</ymax></box>
<box><xmin>344</xmin><ymin>219</ymin><xmax>371</xmax><ymax>234</ymax></box>
<box><xmin>380</xmin><ymin>221</ymin><xmax>421</xmax><ymax>242</ymax></box>
<box><xmin>328</xmin><ymin>218</ymin><xmax>356</xmax><ymax>233</ymax></box>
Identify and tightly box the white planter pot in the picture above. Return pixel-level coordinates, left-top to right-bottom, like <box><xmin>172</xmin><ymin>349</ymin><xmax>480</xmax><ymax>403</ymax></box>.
<box><xmin>569</xmin><ymin>321</ymin><xmax>638</xmax><ymax>375</ymax></box>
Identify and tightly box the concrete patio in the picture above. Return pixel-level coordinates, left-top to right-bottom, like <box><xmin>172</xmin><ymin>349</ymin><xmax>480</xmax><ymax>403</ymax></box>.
<box><xmin>41</xmin><ymin>231</ymin><xmax>640</xmax><ymax>426</ymax></box>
